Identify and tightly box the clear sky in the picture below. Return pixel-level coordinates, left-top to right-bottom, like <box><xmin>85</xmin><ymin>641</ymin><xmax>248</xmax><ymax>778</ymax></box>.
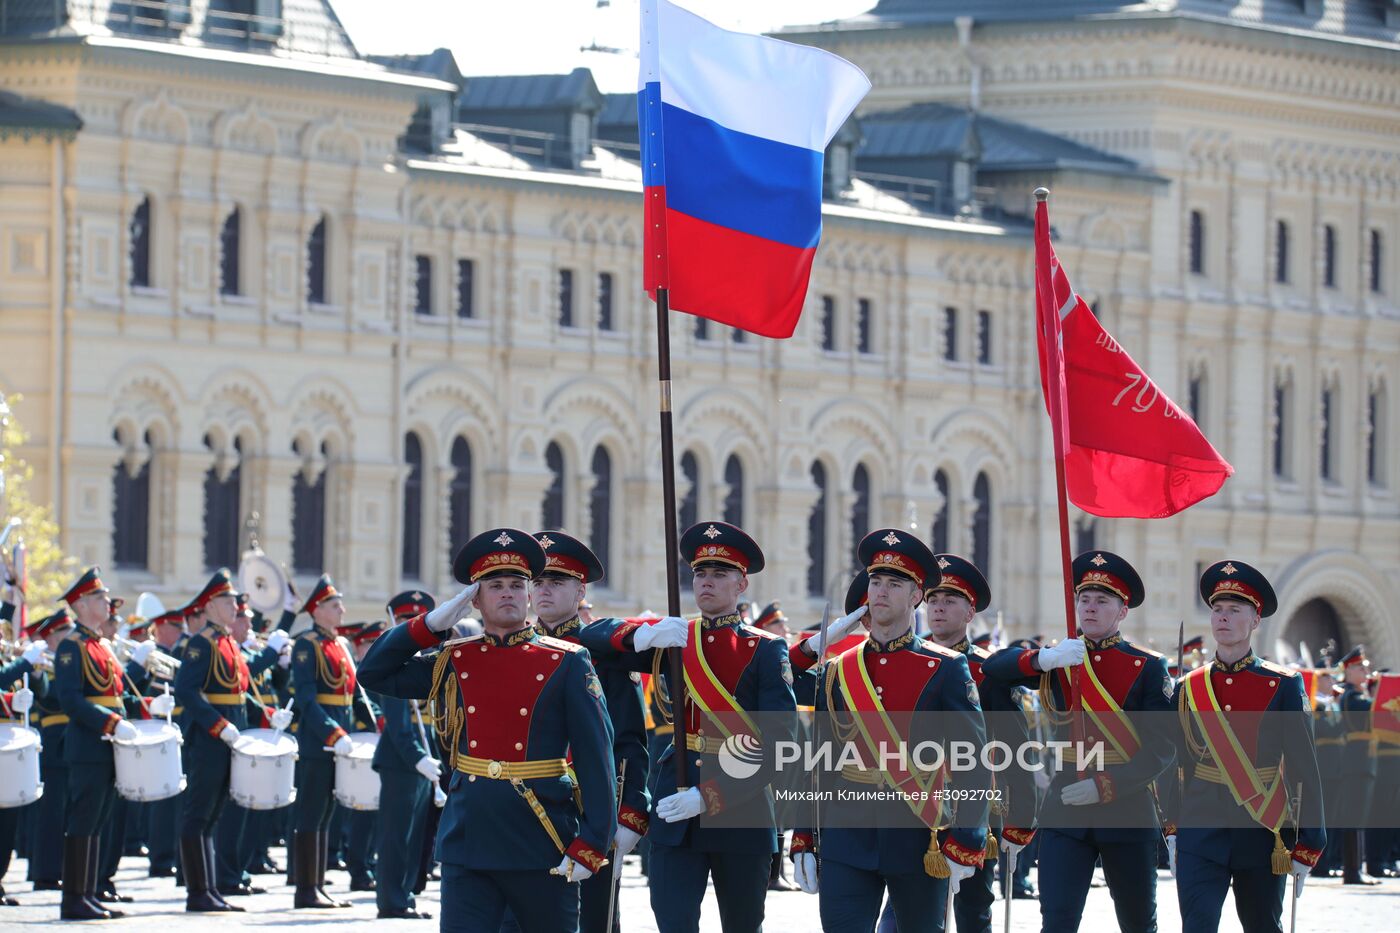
<box><xmin>332</xmin><ymin>0</ymin><xmax>874</xmax><ymax>92</ymax></box>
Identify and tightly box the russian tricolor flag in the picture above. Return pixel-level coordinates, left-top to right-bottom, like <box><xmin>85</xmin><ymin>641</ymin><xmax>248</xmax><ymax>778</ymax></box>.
<box><xmin>639</xmin><ymin>0</ymin><xmax>870</xmax><ymax>338</ymax></box>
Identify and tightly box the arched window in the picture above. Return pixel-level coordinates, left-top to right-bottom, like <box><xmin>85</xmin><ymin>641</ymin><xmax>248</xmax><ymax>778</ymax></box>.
<box><xmin>1188</xmin><ymin>368</ymin><xmax>1207</xmax><ymax>431</ymax></box>
<box><xmin>202</xmin><ymin>434</ymin><xmax>241</xmax><ymax>571</ymax></box>
<box><xmin>590</xmin><ymin>446</ymin><xmax>612</xmax><ymax>570</ymax></box>
<box><xmin>943</xmin><ymin>307</ymin><xmax>958</xmax><ymax>361</ymax></box>
<box><xmin>414</xmin><ymin>255</ymin><xmax>433</xmax><ymax>315</ymax></box>
<box><xmin>1322</xmin><ymin>225</ymin><xmax>1337</xmax><ymax>288</ymax></box>
<box><xmin>307</xmin><ymin>215</ymin><xmax>328</xmax><ymax>305</ymax></box>
<box><xmin>401</xmin><ymin>433</ymin><xmax>424</xmax><ymax>578</ymax></box>
<box><xmin>219</xmin><ymin>207</ymin><xmax>241</xmax><ymax>296</ymax></box>
<box><xmin>1272</xmin><ymin>375</ymin><xmax>1293</xmax><ymax>479</ymax></box>
<box><xmin>971</xmin><ymin>472</ymin><xmax>992</xmax><ymax>579</ymax></box>
<box><xmin>1370</xmin><ymin>229</ymin><xmax>1384</xmax><ymax>294</ymax></box>
<box><xmin>819</xmin><ymin>295</ymin><xmax>836</xmax><ymax>351</ymax></box>
<box><xmin>129</xmin><ymin>196</ymin><xmax>152</xmax><ymax>288</ymax></box>
<box><xmin>449</xmin><ymin>437</ymin><xmax>473</xmax><ymax>555</ymax></box>
<box><xmin>292</xmin><ymin>440</ymin><xmax>327</xmax><ymax>574</ymax></box>
<box><xmin>976</xmin><ymin>310</ymin><xmax>992</xmax><ymax>365</ymax></box>
<box><xmin>677</xmin><ymin>451</ymin><xmax>699</xmax><ymax>589</ymax></box>
<box><xmin>1274</xmin><ymin>220</ymin><xmax>1289</xmax><ymax>284</ymax></box>
<box><xmin>807</xmin><ymin>462</ymin><xmax>828</xmax><ymax>597</ymax></box>
<box><xmin>111</xmin><ymin>428</ymin><xmax>151</xmax><ymax>570</ymax></box>
<box><xmin>597</xmin><ymin>272</ymin><xmax>614</xmax><ymax>331</ymax></box>
<box><xmin>1319</xmin><ymin>382</ymin><xmax>1338</xmax><ymax>483</ymax></box>
<box><xmin>930</xmin><ymin>469</ymin><xmax>949</xmax><ymax>554</ymax></box>
<box><xmin>1074</xmin><ymin>517</ymin><xmax>1096</xmax><ymax>555</ymax></box>
<box><xmin>722</xmin><ymin>454</ymin><xmax>744</xmax><ymax>527</ymax></box>
<box><xmin>1188</xmin><ymin>210</ymin><xmax>1205</xmax><ymax>275</ymax></box>
<box><xmin>542</xmin><ymin>442</ymin><xmax>565</xmax><ymax>531</ymax></box>
<box><xmin>1369</xmin><ymin>385</ymin><xmax>1388</xmax><ymax>488</ymax></box>
<box><xmin>856</xmin><ymin>298</ymin><xmax>872</xmax><ymax>354</ymax></box>
<box><xmin>850</xmin><ymin>464</ymin><xmax>871</xmax><ymax>550</ymax></box>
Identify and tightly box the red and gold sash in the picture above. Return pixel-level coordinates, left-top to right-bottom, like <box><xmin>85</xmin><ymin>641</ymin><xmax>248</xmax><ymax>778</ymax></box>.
<box><xmin>1184</xmin><ymin>668</ymin><xmax>1288</xmax><ymax>832</ymax></box>
<box><xmin>682</xmin><ymin>619</ymin><xmax>757</xmax><ymax>739</ymax></box>
<box><xmin>835</xmin><ymin>648</ymin><xmax>947</xmax><ymax>830</ymax></box>
<box><xmin>1079</xmin><ymin>652</ymin><xmax>1142</xmax><ymax>761</ymax></box>
<box><xmin>1372</xmin><ymin>673</ymin><xmax>1400</xmax><ymax>745</ymax></box>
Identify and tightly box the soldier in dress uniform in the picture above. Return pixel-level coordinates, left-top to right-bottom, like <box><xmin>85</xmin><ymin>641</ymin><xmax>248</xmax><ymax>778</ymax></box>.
<box><xmin>25</xmin><ymin>610</ymin><xmax>73</xmax><ymax>893</ymax></box>
<box><xmin>359</xmin><ymin>528</ymin><xmax>616</xmax><ymax>932</ymax></box>
<box><xmin>172</xmin><ymin>570</ymin><xmax>290</xmax><ymax>912</ymax></box>
<box><xmin>784</xmin><ymin>530</ymin><xmax>988</xmax><ymax>933</ymax></box>
<box><xmin>288</xmin><ymin>574</ymin><xmax>366</xmax><ymax>909</ymax></box>
<box><xmin>1168</xmin><ymin>560</ymin><xmax>1325</xmax><ymax>931</ymax></box>
<box><xmin>531</xmin><ymin>531</ymin><xmax>651</xmax><ymax>932</ymax></box>
<box><xmin>576</xmin><ymin>521</ymin><xmax>796</xmax><ymax>933</ymax></box>
<box><xmin>981</xmin><ymin>551</ymin><xmax>1175</xmax><ymax>933</ymax></box>
<box><xmin>343</xmin><ymin>621</ymin><xmax>385</xmax><ymax>893</ymax></box>
<box><xmin>372</xmin><ymin>590</ymin><xmax>441</xmax><ymax>920</ymax></box>
<box><xmin>54</xmin><ymin>568</ymin><xmax>171</xmax><ymax>921</ymax></box>
<box><xmin>924</xmin><ymin>553</ymin><xmax>1038</xmax><ymax>933</ymax></box>
<box><xmin>1337</xmin><ymin>645</ymin><xmax>1379</xmax><ymax>885</ymax></box>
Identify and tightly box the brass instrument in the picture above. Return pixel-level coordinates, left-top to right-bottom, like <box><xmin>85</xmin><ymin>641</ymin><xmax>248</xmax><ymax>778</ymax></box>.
<box><xmin>112</xmin><ymin>634</ymin><xmax>181</xmax><ymax>680</ymax></box>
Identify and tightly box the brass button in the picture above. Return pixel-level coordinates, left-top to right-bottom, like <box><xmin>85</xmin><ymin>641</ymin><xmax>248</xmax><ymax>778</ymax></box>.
<box><xmin>459</xmin><ymin>672</ymin><xmax>468</xmax><ymax>680</ymax></box>
<box><xmin>928</xmin><ymin>661</ymin><xmax>936</xmax><ymax>667</ymax></box>
<box><xmin>515</xmin><ymin>742</ymin><xmax>523</xmax><ymax>750</ymax></box>
<box><xmin>468</xmin><ymin>774</ymin><xmax>476</xmax><ymax>782</ymax></box>
<box><xmin>551</xmin><ymin>653</ymin><xmax>560</xmax><ymax>660</ymax></box>
<box><xmin>879</xmin><ymin>658</ymin><xmax>887</xmax><ymax>665</ymax></box>
<box><xmin>1094</xmin><ymin>655</ymin><xmax>1102</xmax><ymax>662</ymax></box>
<box><xmin>707</xmin><ymin>635</ymin><xmax>715</xmax><ymax>643</ymax></box>
<box><xmin>748</xmin><ymin>640</ymin><xmax>756</xmax><ymax>647</ymax></box>
<box><xmin>519</xmin><ymin>708</ymin><xmax>528</xmax><ymax>716</ymax></box>
<box><xmin>480</xmin><ymin>646</ymin><xmax>488</xmax><ymax>652</ymax></box>
<box><xmin>1269</xmin><ymin>680</ymin><xmax>1277</xmax><ymax>687</ymax></box>
<box><xmin>454</xmin><ymin>650</ymin><xmax>461</xmax><ymax>658</ymax></box>
<box><xmin>1134</xmin><ymin>659</ymin><xmax>1142</xmax><ymax>667</ymax></box>
<box><xmin>1225</xmin><ymin>678</ymin><xmax>1233</xmax><ymax>685</ymax></box>
<box><xmin>536</xmin><ymin>674</ymin><xmax>544</xmax><ymax>681</ymax></box>
<box><xmin>469</xmin><ymin>740</ymin><xmax>477</xmax><ymax>748</ymax></box>
<box><xmin>467</xmin><ymin>705</ymin><xmax>476</xmax><ymax>713</ymax></box>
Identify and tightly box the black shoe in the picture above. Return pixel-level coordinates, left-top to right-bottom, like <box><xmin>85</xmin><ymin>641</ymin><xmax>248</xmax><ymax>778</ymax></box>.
<box><xmin>378</xmin><ymin>908</ymin><xmax>433</xmax><ymax>919</ymax></box>
<box><xmin>149</xmin><ymin>864</ymin><xmax>176</xmax><ymax>878</ymax></box>
<box><xmin>252</xmin><ymin>858</ymin><xmax>282</xmax><ymax>874</ymax></box>
<box><xmin>1012</xmin><ymin>884</ymin><xmax>1037</xmax><ymax>900</ymax></box>
<box><xmin>350</xmin><ymin>878</ymin><xmax>376</xmax><ymax>892</ymax></box>
<box><xmin>293</xmin><ymin>832</ymin><xmax>340</xmax><ymax>909</ymax></box>
<box><xmin>223</xmin><ymin>883</ymin><xmax>266</xmax><ymax>896</ymax></box>
<box><xmin>0</xmin><ymin>894</ymin><xmax>17</xmax><ymax>907</ymax></box>
<box><xmin>97</xmin><ymin>887</ymin><xmax>134</xmax><ymax>903</ymax></box>
<box><xmin>32</xmin><ymin>880</ymin><xmax>63</xmax><ymax>891</ymax></box>
<box><xmin>60</xmin><ymin>838</ymin><xmax>111</xmax><ymax>922</ymax></box>
<box><xmin>1344</xmin><ymin>875</ymin><xmax>1381</xmax><ymax>885</ymax></box>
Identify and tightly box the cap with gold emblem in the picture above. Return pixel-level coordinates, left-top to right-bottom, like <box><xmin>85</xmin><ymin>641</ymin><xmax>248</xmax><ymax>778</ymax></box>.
<box><xmin>60</xmin><ymin>567</ymin><xmax>110</xmax><ymax>606</ymax></box>
<box><xmin>387</xmin><ymin>590</ymin><xmax>436</xmax><ymax>621</ymax></box>
<box><xmin>534</xmin><ymin>531</ymin><xmax>605</xmax><ymax>584</ymax></box>
<box><xmin>29</xmin><ymin>608</ymin><xmax>75</xmax><ymax>639</ymax></box>
<box><xmin>192</xmin><ymin>569</ymin><xmax>241</xmax><ymax>612</ymax></box>
<box><xmin>678</xmin><ymin>521</ymin><xmax>765</xmax><ymax>574</ymax></box>
<box><xmin>1340</xmin><ymin>645</ymin><xmax>1369</xmax><ymax>670</ymax></box>
<box><xmin>452</xmin><ymin>528</ymin><xmax>546</xmax><ymax>584</ymax></box>
<box><xmin>755</xmin><ymin>602</ymin><xmax>785</xmax><ymax>629</ymax></box>
<box><xmin>927</xmin><ymin>552</ymin><xmax>991</xmax><ymax>613</ymax></box>
<box><xmin>857</xmin><ymin>528</ymin><xmax>937</xmax><ymax>590</ymax></box>
<box><xmin>299</xmin><ymin>574</ymin><xmax>343</xmax><ymax>615</ymax></box>
<box><xmin>1198</xmin><ymin>559</ymin><xmax>1277</xmax><ymax>618</ymax></box>
<box><xmin>1072</xmin><ymin>550</ymin><xmax>1145</xmax><ymax>608</ymax></box>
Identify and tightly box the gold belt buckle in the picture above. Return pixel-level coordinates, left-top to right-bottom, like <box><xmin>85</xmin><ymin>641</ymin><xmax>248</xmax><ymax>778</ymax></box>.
<box><xmin>487</xmin><ymin>760</ymin><xmax>503</xmax><ymax>779</ymax></box>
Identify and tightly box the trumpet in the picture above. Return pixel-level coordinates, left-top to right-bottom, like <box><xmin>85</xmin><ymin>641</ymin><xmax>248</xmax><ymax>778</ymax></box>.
<box><xmin>0</xmin><ymin>639</ymin><xmax>53</xmax><ymax>673</ymax></box>
<box><xmin>113</xmin><ymin>635</ymin><xmax>182</xmax><ymax>680</ymax></box>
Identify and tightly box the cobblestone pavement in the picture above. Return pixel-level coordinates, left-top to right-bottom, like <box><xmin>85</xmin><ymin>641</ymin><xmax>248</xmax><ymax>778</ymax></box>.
<box><xmin>0</xmin><ymin>851</ymin><xmax>1394</xmax><ymax>929</ymax></box>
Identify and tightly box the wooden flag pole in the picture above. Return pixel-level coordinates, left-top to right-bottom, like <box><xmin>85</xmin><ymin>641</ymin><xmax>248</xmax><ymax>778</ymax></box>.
<box><xmin>654</xmin><ymin>286</ymin><xmax>691</xmax><ymax>790</ymax></box>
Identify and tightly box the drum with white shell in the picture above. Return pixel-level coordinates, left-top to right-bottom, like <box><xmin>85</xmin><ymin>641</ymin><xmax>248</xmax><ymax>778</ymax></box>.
<box><xmin>332</xmin><ymin>731</ymin><xmax>380</xmax><ymax>811</ymax></box>
<box><xmin>0</xmin><ymin>724</ymin><xmax>42</xmax><ymax>808</ymax></box>
<box><xmin>113</xmin><ymin>719</ymin><xmax>185</xmax><ymax>802</ymax></box>
<box><xmin>230</xmin><ymin>728</ymin><xmax>298</xmax><ymax>810</ymax></box>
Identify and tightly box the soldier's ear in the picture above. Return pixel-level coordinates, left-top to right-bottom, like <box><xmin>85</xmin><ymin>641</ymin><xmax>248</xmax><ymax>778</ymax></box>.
<box><xmin>736</xmin><ymin>574</ymin><xmax>749</xmax><ymax>595</ymax></box>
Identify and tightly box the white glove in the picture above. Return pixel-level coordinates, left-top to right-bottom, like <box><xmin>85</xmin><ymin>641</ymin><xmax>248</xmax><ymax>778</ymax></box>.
<box><xmin>1061</xmin><ymin>778</ymin><xmax>1101</xmax><ymax>806</ymax></box>
<box><xmin>415</xmin><ymin>755</ymin><xmax>442</xmax><ymax>782</ymax></box>
<box><xmin>113</xmin><ymin>719</ymin><xmax>138</xmax><ymax>742</ymax></box>
<box><xmin>1033</xmin><ymin>769</ymin><xmax>1052</xmax><ymax>790</ymax></box>
<box><xmin>793</xmin><ymin>852</ymin><xmax>819</xmax><ymax>894</ymax></box>
<box><xmin>948</xmin><ymin>859</ymin><xmax>977</xmax><ymax>896</ymax></box>
<box><xmin>332</xmin><ymin>735</ymin><xmax>354</xmax><ymax>757</ymax></box>
<box><xmin>270</xmin><ymin>708</ymin><xmax>293</xmax><ymax>731</ymax></box>
<box><xmin>425</xmin><ymin>583</ymin><xmax>480</xmax><ymax>633</ymax></box>
<box><xmin>634</xmin><ymin>616</ymin><xmax>688</xmax><ymax>651</ymax></box>
<box><xmin>1290</xmin><ymin>858</ymin><xmax>1309</xmax><ymax>897</ymax></box>
<box><xmin>10</xmin><ymin>687</ymin><xmax>33</xmax><ymax>715</ymax></box>
<box><xmin>1036</xmin><ymin>637</ymin><xmax>1085</xmax><ymax>671</ymax></box>
<box><xmin>130</xmin><ymin>640</ymin><xmax>156</xmax><ymax>668</ymax></box>
<box><xmin>148</xmin><ymin>693</ymin><xmax>174</xmax><ymax>717</ymax></box>
<box><xmin>554</xmin><ymin>856</ymin><xmax>593</xmax><ymax>884</ymax></box>
<box><xmin>1166</xmin><ymin>835</ymin><xmax>1177</xmax><ymax>879</ymax></box>
<box><xmin>1000</xmin><ymin>836</ymin><xmax>1027</xmax><ymax>868</ymax></box>
<box><xmin>278</xmin><ymin>651</ymin><xmax>291</xmax><ymax>669</ymax></box>
<box><xmin>806</xmin><ymin>606</ymin><xmax>868</xmax><ymax>658</ymax></box>
<box><xmin>265</xmin><ymin>630</ymin><xmax>289</xmax><ymax>654</ymax></box>
<box><xmin>21</xmin><ymin>641</ymin><xmax>46</xmax><ymax>666</ymax></box>
<box><xmin>613</xmin><ymin>826</ymin><xmax>642</xmax><ymax>859</ymax></box>
<box><xmin>656</xmin><ymin>786</ymin><xmax>707</xmax><ymax>823</ymax></box>
<box><xmin>242</xmin><ymin>633</ymin><xmax>260</xmax><ymax>651</ymax></box>
<box><xmin>219</xmin><ymin>722</ymin><xmax>241</xmax><ymax>746</ymax></box>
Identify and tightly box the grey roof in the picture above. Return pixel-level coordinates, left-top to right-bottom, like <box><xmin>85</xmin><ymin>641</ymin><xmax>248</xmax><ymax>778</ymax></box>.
<box><xmin>459</xmin><ymin>68</ymin><xmax>603</xmax><ymax>114</ymax></box>
<box><xmin>596</xmin><ymin>92</ymin><xmax>637</xmax><ymax>143</ymax></box>
<box><xmin>799</xmin><ymin>0</ymin><xmax>1400</xmax><ymax>45</ymax></box>
<box><xmin>858</xmin><ymin>102</ymin><xmax>1148</xmax><ymax>178</ymax></box>
<box><xmin>0</xmin><ymin>89</ymin><xmax>83</xmax><ymax>138</ymax></box>
<box><xmin>0</xmin><ymin>0</ymin><xmax>360</xmax><ymax>61</ymax></box>
<box><xmin>366</xmin><ymin>48</ymin><xmax>463</xmax><ymax>88</ymax></box>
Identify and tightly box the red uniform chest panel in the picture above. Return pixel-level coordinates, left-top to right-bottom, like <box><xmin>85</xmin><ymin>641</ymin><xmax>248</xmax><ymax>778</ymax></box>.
<box><xmin>84</xmin><ymin>640</ymin><xmax>124</xmax><ymax>695</ymax></box>
<box><xmin>453</xmin><ymin>641</ymin><xmax>567</xmax><ymax>759</ymax></box>
<box><xmin>683</xmin><ymin>627</ymin><xmax>762</xmax><ymax>728</ymax></box>
<box><xmin>321</xmin><ymin>638</ymin><xmax>356</xmax><ymax>695</ymax></box>
<box><xmin>1058</xmin><ymin>647</ymin><xmax>1148</xmax><ymax>703</ymax></box>
<box><xmin>1209</xmin><ymin>668</ymin><xmax>1283</xmax><ymax>759</ymax></box>
<box><xmin>865</xmin><ymin>650</ymin><xmax>943</xmax><ymax>712</ymax></box>
<box><xmin>967</xmin><ymin>648</ymin><xmax>989</xmax><ymax>687</ymax></box>
<box><xmin>215</xmin><ymin>634</ymin><xmax>251</xmax><ymax>692</ymax></box>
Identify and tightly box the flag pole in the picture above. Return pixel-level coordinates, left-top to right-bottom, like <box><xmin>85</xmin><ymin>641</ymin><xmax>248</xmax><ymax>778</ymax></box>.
<box><xmin>654</xmin><ymin>286</ymin><xmax>691</xmax><ymax>791</ymax></box>
<box><xmin>1033</xmin><ymin>187</ymin><xmax>1083</xmax><ymax>760</ymax></box>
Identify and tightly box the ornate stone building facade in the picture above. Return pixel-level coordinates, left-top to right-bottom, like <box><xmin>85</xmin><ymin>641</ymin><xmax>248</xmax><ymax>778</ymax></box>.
<box><xmin>0</xmin><ymin>1</ymin><xmax>1396</xmax><ymax>661</ymax></box>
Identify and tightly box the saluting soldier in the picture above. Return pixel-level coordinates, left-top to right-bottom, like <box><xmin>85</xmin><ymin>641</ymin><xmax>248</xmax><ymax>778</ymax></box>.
<box><xmin>981</xmin><ymin>551</ymin><xmax>1175</xmax><ymax>933</ymax></box>
<box><xmin>787</xmin><ymin>531</ymin><xmax>989</xmax><ymax>933</ymax></box>
<box><xmin>532</xmin><ymin>531</ymin><xmax>651</xmax><ymax>932</ymax></box>
<box><xmin>27</xmin><ymin>610</ymin><xmax>75</xmax><ymax>892</ymax></box>
<box><xmin>1337</xmin><ymin>645</ymin><xmax>1379</xmax><ymax>885</ymax></box>
<box><xmin>1167</xmin><ymin>560</ymin><xmax>1324</xmax><ymax>932</ymax></box>
<box><xmin>925</xmin><ymin>553</ymin><xmax>1038</xmax><ymax>933</ymax></box>
<box><xmin>577</xmin><ymin>521</ymin><xmax>797</xmax><ymax>933</ymax></box>
<box><xmin>173</xmin><ymin>570</ymin><xmax>290</xmax><ymax>912</ymax></box>
<box><xmin>359</xmin><ymin>528</ymin><xmax>617</xmax><ymax>932</ymax></box>
<box><xmin>373</xmin><ymin>590</ymin><xmax>441</xmax><ymax>921</ymax></box>
<box><xmin>54</xmin><ymin>568</ymin><xmax>170</xmax><ymax>921</ymax></box>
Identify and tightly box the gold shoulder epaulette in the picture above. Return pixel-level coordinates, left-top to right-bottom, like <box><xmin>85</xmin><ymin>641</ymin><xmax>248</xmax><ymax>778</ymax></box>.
<box><xmin>536</xmin><ymin>634</ymin><xmax>585</xmax><ymax>653</ymax></box>
<box><xmin>440</xmin><ymin>633</ymin><xmax>486</xmax><ymax>649</ymax></box>
<box><xmin>739</xmin><ymin>624</ymin><xmax>783</xmax><ymax>641</ymax></box>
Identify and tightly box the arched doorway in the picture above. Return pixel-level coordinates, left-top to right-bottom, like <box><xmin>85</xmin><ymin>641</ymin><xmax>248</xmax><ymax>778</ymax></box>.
<box><xmin>1280</xmin><ymin>597</ymin><xmax>1347</xmax><ymax>665</ymax></box>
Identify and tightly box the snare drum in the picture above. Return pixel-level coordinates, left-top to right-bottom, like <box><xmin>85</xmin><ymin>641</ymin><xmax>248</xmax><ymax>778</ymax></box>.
<box><xmin>332</xmin><ymin>731</ymin><xmax>380</xmax><ymax>811</ymax></box>
<box><xmin>0</xmin><ymin>724</ymin><xmax>42</xmax><ymax>808</ymax></box>
<box><xmin>230</xmin><ymin>729</ymin><xmax>298</xmax><ymax>810</ymax></box>
<box><xmin>113</xmin><ymin>720</ymin><xmax>185</xmax><ymax>802</ymax></box>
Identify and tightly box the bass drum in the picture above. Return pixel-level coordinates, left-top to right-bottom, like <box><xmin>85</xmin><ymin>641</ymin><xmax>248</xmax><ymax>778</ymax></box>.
<box><xmin>0</xmin><ymin>724</ymin><xmax>42</xmax><ymax>808</ymax></box>
<box><xmin>332</xmin><ymin>731</ymin><xmax>380</xmax><ymax>811</ymax></box>
<box><xmin>230</xmin><ymin>728</ymin><xmax>298</xmax><ymax>810</ymax></box>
